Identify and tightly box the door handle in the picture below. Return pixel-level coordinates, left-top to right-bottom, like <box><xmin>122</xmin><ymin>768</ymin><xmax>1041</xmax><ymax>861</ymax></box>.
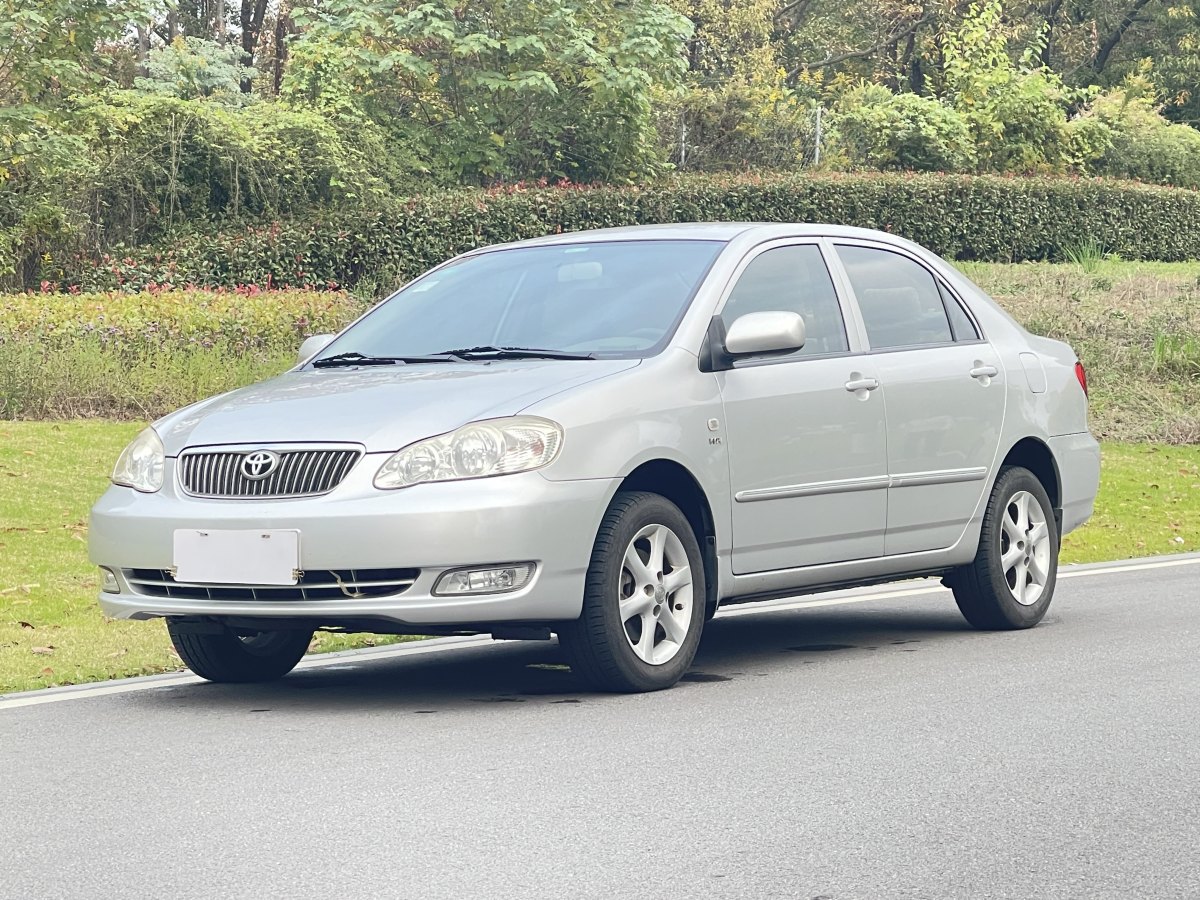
<box><xmin>844</xmin><ymin>376</ymin><xmax>879</xmax><ymax>393</ymax></box>
<box><xmin>970</xmin><ymin>365</ymin><xmax>999</xmax><ymax>380</ymax></box>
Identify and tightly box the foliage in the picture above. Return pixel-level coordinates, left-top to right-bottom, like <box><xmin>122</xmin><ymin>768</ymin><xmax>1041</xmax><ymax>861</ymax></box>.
<box><xmin>79</xmin><ymin>92</ymin><xmax>398</xmax><ymax>235</ymax></box>
<box><xmin>1071</xmin><ymin>75</ymin><xmax>1200</xmax><ymax>189</ymax></box>
<box><xmin>2</xmin><ymin>91</ymin><xmax>418</xmax><ymax>288</ymax></box>
<box><xmin>665</xmin><ymin>0</ymin><xmax>778</xmax><ymax>80</ymax></box>
<box><xmin>657</xmin><ymin>73</ymin><xmax>817</xmax><ymax>171</ymax></box>
<box><xmin>284</xmin><ymin>0</ymin><xmax>693</xmax><ymax>184</ymax></box>
<box><xmin>134</xmin><ymin>36</ymin><xmax>255</xmax><ymax>103</ymax></box>
<box><xmin>830</xmin><ymin>83</ymin><xmax>976</xmax><ymax>172</ymax></box>
<box><xmin>44</xmin><ymin>173</ymin><xmax>1200</xmax><ymax>294</ymax></box>
<box><xmin>0</xmin><ymin>0</ymin><xmax>144</xmax><ymax>279</ymax></box>
<box><xmin>941</xmin><ymin>1</ymin><xmax>1074</xmax><ymax>173</ymax></box>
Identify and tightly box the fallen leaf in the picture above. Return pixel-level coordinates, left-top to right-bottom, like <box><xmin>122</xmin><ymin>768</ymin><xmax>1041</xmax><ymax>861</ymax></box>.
<box><xmin>18</xmin><ymin>621</ymin><xmax>34</xmax><ymax>629</ymax></box>
<box><xmin>31</xmin><ymin>646</ymin><xmax>55</xmax><ymax>655</ymax></box>
<box><xmin>40</xmin><ymin>667</ymin><xmax>54</xmax><ymax>676</ymax></box>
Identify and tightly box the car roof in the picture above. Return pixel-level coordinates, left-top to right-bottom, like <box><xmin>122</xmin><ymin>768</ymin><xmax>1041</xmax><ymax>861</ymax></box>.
<box><xmin>482</xmin><ymin>222</ymin><xmax>909</xmax><ymax>249</ymax></box>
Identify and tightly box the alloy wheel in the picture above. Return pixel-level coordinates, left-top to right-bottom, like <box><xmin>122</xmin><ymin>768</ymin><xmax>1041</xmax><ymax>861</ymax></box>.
<box><xmin>618</xmin><ymin>523</ymin><xmax>694</xmax><ymax>665</ymax></box>
<box><xmin>1000</xmin><ymin>490</ymin><xmax>1052</xmax><ymax>606</ymax></box>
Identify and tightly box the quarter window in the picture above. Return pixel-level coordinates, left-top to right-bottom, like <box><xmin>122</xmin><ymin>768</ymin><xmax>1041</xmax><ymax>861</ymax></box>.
<box><xmin>940</xmin><ymin>283</ymin><xmax>981</xmax><ymax>341</ymax></box>
<box><xmin>722</xmin><ymin>245</ymin><xmax>848</xmax><ymax>357</ymax></box>
<box><xmin>837</xmin><ymin>245</ymin><xmax>954</xmax><ymax>350</ymax></box>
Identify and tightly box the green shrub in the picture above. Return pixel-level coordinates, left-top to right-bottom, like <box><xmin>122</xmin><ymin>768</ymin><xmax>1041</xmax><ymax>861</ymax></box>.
<box><xmin>654</xmin><ymin>77</ymin><xmax>817</xmax><ymax>172</ymax></box>
<box><xmin>831</xmin><ymin>84</ymin><xmax>975</xmax><ymax>172</ymax></box>
<box><xmin>43</xmin><ymin>173</ymin><xmax>1200</xmax><ymax>293</ymax></box>
<box><xmin>942</xmin><ymin>0</ymin><xmax>1073</xmax><ymax>173</ymax></box>
<box><xmin>1072</xmin><ymin>79</ymin><xmax>1200</xmax><ymax>190</ymax></box>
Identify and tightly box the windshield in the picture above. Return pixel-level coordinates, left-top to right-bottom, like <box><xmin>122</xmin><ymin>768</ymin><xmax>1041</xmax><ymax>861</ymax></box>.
<box><xmin>316</xmin><ymin>240</ymin><xmax>723</xmax><ymax>362</ymax></box>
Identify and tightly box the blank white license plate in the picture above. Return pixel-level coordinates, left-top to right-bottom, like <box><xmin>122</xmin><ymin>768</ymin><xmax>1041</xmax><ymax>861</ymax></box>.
<box><xmin>173</xmin><ymin>529</ymin><xmax>301</xmax><ymax>585</ymax></box>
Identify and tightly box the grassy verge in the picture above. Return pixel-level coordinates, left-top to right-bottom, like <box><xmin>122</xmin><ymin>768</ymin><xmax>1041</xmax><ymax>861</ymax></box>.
<box><xmin>1</xmin><ymin>421</ymin><xmax>1196</xmax><ymax>694</ymax></box>
<box><xmin>963</xmin><ymin>260</ymin><xmax>1200</xmax><ymax>443</ymax></box>
<box><xmin>4</xmin><ymin>262</ymin><xmax>1200</xmax><ymax>442</ymax></box>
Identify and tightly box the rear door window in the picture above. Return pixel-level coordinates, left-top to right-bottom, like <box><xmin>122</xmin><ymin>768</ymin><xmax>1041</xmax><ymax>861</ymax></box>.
<box><xmin>836</xmin><ymin>245</ymin><xmax>954</xmax><ymax>350</ymax></box>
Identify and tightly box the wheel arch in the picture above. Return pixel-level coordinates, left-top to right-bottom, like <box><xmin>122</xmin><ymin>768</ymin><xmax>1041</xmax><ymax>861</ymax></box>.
<box><xmin>617</xmin><ymin>459</ymin><xmax>719</xmax><ymax>614</ymax></box>
<box><xmin>1000</xmin><ymin>437</ymin><xmax>1062</xmax><ymax>512</ymax></box>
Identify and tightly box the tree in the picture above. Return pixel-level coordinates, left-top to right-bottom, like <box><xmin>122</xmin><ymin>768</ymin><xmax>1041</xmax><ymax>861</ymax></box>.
<box><xmin>0</xmin><ymin>0</ymin><xmax>143</xmax><ymax>278</ymax></box>
<box><xmin>284</xmin><ymin>0</ymin><xmax>694</xmax><ymax>183</ymax></box>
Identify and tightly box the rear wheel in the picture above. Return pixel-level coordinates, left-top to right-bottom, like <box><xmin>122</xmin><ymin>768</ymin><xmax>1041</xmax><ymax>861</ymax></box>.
<box><xmin>166</xmin><ymin>621</ymin><xmax>313</xmax><ymax>683</ymax></box>
<box><xmin>558</xmin><ymin>491</ymin><xmax>705</xmax><ymax>692</ymax></box>
<box><xmin>950</xmin><ymin>466</ymin><xmax>1059</xmax><ymax>630</ymax></box>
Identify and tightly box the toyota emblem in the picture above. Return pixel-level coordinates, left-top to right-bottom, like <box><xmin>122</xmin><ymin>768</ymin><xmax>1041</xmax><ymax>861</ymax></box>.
<box><xmin>241</xmin><ymin>450</ymin><xmax>280</xmax><ymax>480</ymax></box>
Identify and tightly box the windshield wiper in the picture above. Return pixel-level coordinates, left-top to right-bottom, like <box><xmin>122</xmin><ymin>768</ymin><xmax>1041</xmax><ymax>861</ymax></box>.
<box><xmin>311</xmin><ymin>351</ymin><xmax>464</xmax><ymax>368</ymax></box>
<box><xmin>435</xmin><ymin>345</ymin><xmax>595</xmax><ymax>361</ymax></box>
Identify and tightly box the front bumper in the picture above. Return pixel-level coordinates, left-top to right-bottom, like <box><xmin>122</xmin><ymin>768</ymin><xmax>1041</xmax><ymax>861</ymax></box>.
<box><xmin>89</xmin><ymin>459</ymin><xmax>618</xmax><ymax>626</ymax></box>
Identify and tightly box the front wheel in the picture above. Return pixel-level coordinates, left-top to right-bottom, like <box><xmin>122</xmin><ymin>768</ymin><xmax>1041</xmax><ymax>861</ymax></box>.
<box><xmin>166</xmin><ymin>621</ymin><xmax>314</xmax><ymax>683</ymax></box>
<box><xmin>950</xmin><ymin>465</ymin><xmax>1059</xmax><ymax>630</ymax></box>
<box><xmin>558</xmin><ymin>491</ymin><xmax>706</xmax><ymax>692</ymax></box>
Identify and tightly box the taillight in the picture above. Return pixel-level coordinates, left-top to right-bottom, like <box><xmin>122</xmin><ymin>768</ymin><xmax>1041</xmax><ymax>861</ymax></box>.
<box><xmin>1074</xmin><ymin>361</ymin><xmax>1088</xmax><ymax>398</ymax></box>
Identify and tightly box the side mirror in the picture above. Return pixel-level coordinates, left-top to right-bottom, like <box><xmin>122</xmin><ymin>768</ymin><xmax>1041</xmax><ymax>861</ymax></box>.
<box><xmin>298</xmin><ymin>333</ymin><xmax>335</xmax><ymax>366</ymax></box>
<box><xmin>724</xmin><ymin>311</ymin><xmax>806</xmax><ymax>357</ymax></box>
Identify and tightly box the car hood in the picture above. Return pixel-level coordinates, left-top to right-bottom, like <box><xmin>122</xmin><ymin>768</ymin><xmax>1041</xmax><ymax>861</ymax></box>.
<box><xmin>154</xmin><ymin>359</ymin><xmax>640</xmax><ymax>455</ymax></box>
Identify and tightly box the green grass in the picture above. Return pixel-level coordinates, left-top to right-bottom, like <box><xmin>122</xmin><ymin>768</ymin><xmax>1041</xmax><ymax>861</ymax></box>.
<box><xmin>1060</xmin><ymin>444</ymin><xmax>1200</xmax><ymax>563</ymax></box>
<box><xmin>0</xmin><ymin>421</ymin><xmax>412</xmax><ymax>694</ymax></box>
<box><xmin>1</xmin><ymin>421</ymin><xmax>1197</xmax><ymax>694</ymax></box>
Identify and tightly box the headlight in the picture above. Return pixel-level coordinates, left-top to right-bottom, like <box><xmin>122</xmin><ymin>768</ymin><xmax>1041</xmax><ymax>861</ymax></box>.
<box><xmin>374</xmin><ymin>416</ymin><xmax>563</xmax><ymax>489</ymax></box>
<box><xmin>111</xmin><ymin>427</ymin><xmax>165</xmax><ymax>493</ymax></box>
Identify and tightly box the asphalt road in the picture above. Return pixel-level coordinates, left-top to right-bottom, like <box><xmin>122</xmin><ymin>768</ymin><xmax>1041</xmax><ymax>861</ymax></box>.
<box><xmin>2</xmin><ymin>555</ymin><xmax>1198</xmax><ymax>900</ymax></box>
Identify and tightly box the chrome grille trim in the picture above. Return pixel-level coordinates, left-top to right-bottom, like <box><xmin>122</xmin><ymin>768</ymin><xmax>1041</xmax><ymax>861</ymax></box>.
<box><xmin>124</xmin><ymin>568</ymin><xmax>420</xmax><ymax>602</ymax></box>
<box><xmin>178</xmin><ymin>444</ymin><xmax>363</xmax><ymax>499</ymax></box>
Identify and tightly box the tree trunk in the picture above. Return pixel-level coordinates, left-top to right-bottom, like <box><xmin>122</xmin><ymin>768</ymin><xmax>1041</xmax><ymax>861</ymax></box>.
<box><xmin>215</xmin><ymin>0</ymin><xmax>226</xmax><ymax>47</ymax></box>
<box><xmin>1042</xmin><ymin>0</ymin><xmax>1065</xmax><ymax>67</ymax></box>
<box><xmin>272</xmin><ymin>3</ymin><xmax>292</xmax><ymax>95</ymax></box>
<box><xmin>1094</xmin><ymin>0</ymin><xmax>1154</xmax><ymax>73</ymax></box>
<box><xmin>135</xmin><ymin>23</ymin><xmax>150</xmax><ymax>77</ymax></box>
<box><xmin>240</xmin><ymin>0</ymin><xmax>269</xmax><ymax>93</ymax></box>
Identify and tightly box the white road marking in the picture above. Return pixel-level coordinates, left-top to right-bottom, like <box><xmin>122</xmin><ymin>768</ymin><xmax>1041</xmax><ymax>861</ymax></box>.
<box><xmin>3</xmin><ymin>554</ymin><xmax>1198</xmax><ymax>711</ymax></box>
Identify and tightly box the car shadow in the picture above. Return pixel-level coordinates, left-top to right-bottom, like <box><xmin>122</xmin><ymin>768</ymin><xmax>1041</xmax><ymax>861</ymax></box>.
<box><xmin>121</xmin><ymin>598</ymin><xmax>1005</xmax><ymax>716</ymax></box>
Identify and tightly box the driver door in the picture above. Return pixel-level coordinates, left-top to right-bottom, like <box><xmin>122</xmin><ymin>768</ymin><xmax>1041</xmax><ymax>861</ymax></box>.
<box><xmin>716</xmin><ymin>241</ymin><xmax>889</xmax><ymax>574</ymax></box>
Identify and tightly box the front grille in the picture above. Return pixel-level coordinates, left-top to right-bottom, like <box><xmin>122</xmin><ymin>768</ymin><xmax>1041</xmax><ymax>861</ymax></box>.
<box><xmin>124</xmin><ymin>568</ymin><xmax>420</xmax><ymax>601</ymax></box>
<box><xmin>179</xmin><ymin>447</ymin><xmax>361</xmax><ymax>498</ymax></box>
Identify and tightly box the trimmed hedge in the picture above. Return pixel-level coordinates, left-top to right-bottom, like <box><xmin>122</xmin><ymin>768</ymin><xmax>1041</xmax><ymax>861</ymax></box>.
<box><xmin>49</xmin><ymin>173</ymin><xmax>1200</xmax><ymax>292</ymax></box>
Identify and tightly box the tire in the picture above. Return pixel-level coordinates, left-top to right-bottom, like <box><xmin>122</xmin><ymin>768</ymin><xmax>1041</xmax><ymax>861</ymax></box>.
<box><xmin>950</xmin><ymin>465</ymin><xmax>1059</xmax><ymax>630</ymax></box>
<box><xmin>166</xmin><ymin>620</ymin><xmax>314</xmax><ymax>683</ymax></box>
<box><xmin>558</xmin><ymin>491</ymin><xmax>706</xmax><ymax>692</ymax></box>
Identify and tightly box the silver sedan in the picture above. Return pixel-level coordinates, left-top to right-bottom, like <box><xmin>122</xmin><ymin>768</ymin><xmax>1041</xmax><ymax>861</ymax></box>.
<box><xmin>90</xmin><ymin>224</ymin><xmax>1100</xmax><ymax>692</ymax></box>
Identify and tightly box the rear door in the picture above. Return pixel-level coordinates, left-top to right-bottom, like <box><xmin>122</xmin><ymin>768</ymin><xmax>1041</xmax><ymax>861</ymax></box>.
<box><xmin>717</xmin><ymin>241</ymin><xmax>888</xmax><ymax>574</ymax></box>
<box><xmin>832</xmin><ymin>242</ymin><xmax>1006</xmax><ymax>556</ymax></box>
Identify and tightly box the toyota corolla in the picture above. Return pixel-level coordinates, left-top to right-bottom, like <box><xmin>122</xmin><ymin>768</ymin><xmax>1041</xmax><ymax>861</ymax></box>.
<box><xmin>89</xmin><ymin>224</ymin><xmax>1100</xmax><ymax>692</ymax></box>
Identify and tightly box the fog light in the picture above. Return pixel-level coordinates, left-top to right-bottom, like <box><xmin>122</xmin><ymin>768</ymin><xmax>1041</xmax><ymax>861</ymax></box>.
<box><xmin>433</xmin><ymin>563</ymin><xmax>535</xmax><ymax>596</ymax></box>
<box><xmin>100</xmin><ymin>567</ymin><xmax>120</xmax><ymax>594</ymax></box>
